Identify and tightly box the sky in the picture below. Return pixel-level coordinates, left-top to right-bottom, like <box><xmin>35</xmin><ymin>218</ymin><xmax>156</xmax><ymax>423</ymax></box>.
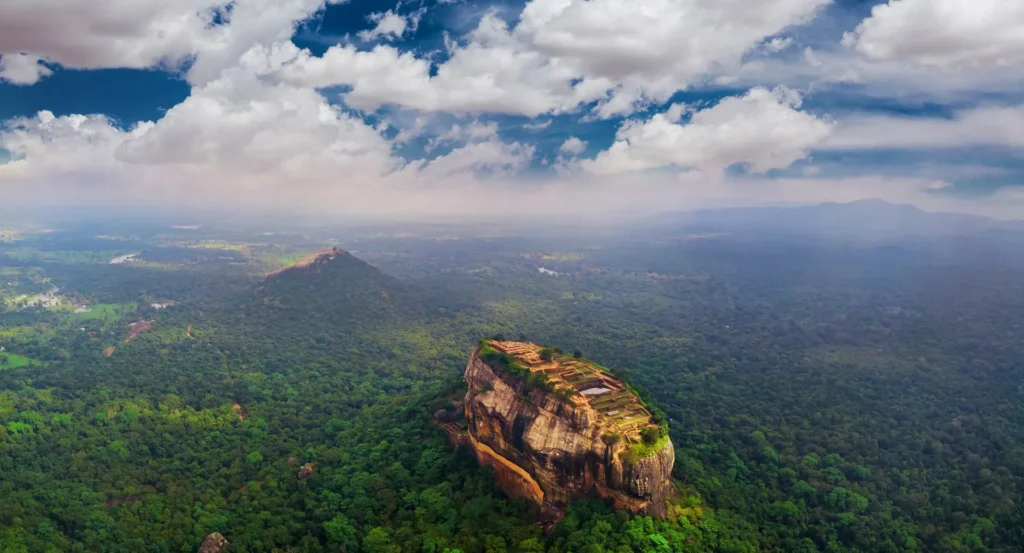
<box><xmin>1</xmin><ymin>0</ymin><xmax>1023</xmax><ymax>220</ymax></box>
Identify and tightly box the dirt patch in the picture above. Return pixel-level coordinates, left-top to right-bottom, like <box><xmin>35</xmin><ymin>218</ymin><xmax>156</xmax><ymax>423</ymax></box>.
<box><xmin>264</xmin><ymin>247</ymin><xmax>345</xmax><ymax>279</ymax></box>
<box><xmin>298</xmin><ymin>462</ymin><xmax>316</xmax><ymax>479</ymax></box>
<box><xmin>232</xmin><ymin>403</ymin><xmax>245</xmax><ymax>422</ymax></box>
<box><xmin>125</xmin><ymin>320</ymin><xmax>154</xmax><ymax>342</ymax></box>
<box><xmin>104</xmin><ymin>346</ymin><xmax>116</xmax><ymax>357</ymax></box>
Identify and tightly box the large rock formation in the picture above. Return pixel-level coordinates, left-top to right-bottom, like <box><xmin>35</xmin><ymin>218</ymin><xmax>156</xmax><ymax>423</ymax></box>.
<box><xmin>464</xmin><ymin>341</ymin><xmax>675</xmax><ymax>517</ymax></box>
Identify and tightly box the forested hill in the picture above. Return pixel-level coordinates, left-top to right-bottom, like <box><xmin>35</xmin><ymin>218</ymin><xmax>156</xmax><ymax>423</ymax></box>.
<box><xmin>252</xmin><ymin>247</ymin><xmax>422</xmax><ymax>330</ymax></box>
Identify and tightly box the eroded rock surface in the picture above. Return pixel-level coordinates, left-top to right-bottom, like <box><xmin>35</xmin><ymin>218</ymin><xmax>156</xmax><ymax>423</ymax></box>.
<box><xmin>197</xmin><ymin>532</ymin><xmax>230</xmax><ymax>553</ymax></box>
<box><xmin>464</xmin><ymin>341</ymin><xmax>674</xmax><ymax>517</ymax></box>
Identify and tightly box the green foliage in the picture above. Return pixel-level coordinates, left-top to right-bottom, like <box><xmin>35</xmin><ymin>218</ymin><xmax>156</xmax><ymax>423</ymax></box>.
<box><xmin>1</xmin><ymin>225</ymin><xmax>1023</xmax><ymax>553</ymax></box>
<box><xmin>623</xmin><ymin>432</ymin><xmax>670</xmax><ymax>465</ymax></box>
<box><xmin>641</xmin><ymin>425</ymin><xmax>663</xmax><ymax>445</ymax></box>
<box><xmin>0</xmin><ymin>353</ymin><xmax>33</xmax><ymax>369</ymax></box>
<box><xmin>106</xmin><ymin>439</ymin><xmax>129</xmax><ymax>459</ymax></box>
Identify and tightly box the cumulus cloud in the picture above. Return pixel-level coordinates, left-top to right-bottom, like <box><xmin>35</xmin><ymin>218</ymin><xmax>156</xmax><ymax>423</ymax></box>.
<box><xmin>844</xmin><ymin>0</ymin><xmax>1024</xmax><ymax>69</ymax></box>
<box><xmin>412</xmin><ymin>139</ymin><xmax>535</xmax><ymax>179</ymax></box>
<box><xmin>0</xmin><ymin>57</ymin><xmax>536</xmax><ymax>213</ymax></box>
<box><xmin>559</xmin><ymin>137</ymin><xmax>587</xmax><ymax>155</ymax></box>
<box><xmin>0</xmin><ymin>53</ymin><xmax>52</xmax><ymax>85</ymax></box>
<box><xmin>826</xmin><ymin>105</ymin><xmax>1024</xmax><ymax>150</ymax></box>
<box><xmin>115</xmin><ymin>68</ymin><xmax>395</xmax><ymax>178</ymax></box>
<box><xmin>1</xmin><ymin>111</ymin><xmax>143</xmax><ymax>176</ymax></box>
<box><xmin>764</xmin><ymin>37</ymin><xmax>794</xmax><ymax>53</ymax></box>
<box><xmin>517</xmin><ymin>0</ymin><xmax>828</xmax><ymax>85</ymax></box>
<box><xmin>359</xmin><ymin>8</ymin><xmax>425</xmax><ymax>42</ymax></box>
<box><xmin>0</xmin><ymin>0</ymin><xmax>333</xmax><ymax>84</ymax></box>
<box><xmin>2</xmin><ymin>107</ymin><xmax>1019</xmax><ymax>219</ymax></box>
<box><xmin>2</xmin><ymin>0</ymin><xmax>1023</xmax><ymax>221</ymax></box>
<box><xmin>0</xmin><ymin>62</ymin><xmax>401</xmax><ymax>206</ymax></box>
<box><xmin>584</xmin><ymin>87</ymin><xmax>833</xmax><ymax>175</ymax></box>
<box><xmin>270</xmin><ymin>0</ymin><xmax>831</xmax><ymax>117</ymax></box>
<box><xmin>425</xmin><ymin>120</ymin><xmax>499</xmax><ymax>152</ymax></box>
<box><xmin>273</xmin><ymin>22</ymin><xmax>584</xmax><ymax>117</ymax></box>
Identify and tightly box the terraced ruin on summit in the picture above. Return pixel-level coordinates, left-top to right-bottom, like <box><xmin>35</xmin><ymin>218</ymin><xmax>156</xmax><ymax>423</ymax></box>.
<box><xmin>486</xmin><ymin>340</ymin><xmax>654</xmax><ymax>444</ymax></box>
<box><xmin>465</xmin><ymin>340</ymin><xmax>675</xmax><ymax>516</ymax></box>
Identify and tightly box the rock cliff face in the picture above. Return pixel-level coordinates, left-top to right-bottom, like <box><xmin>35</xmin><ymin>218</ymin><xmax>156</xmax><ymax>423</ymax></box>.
<box><xmin>464</xmin><ymin>341</ymin><xmax>675</xmax><ymax>517</ymax></box>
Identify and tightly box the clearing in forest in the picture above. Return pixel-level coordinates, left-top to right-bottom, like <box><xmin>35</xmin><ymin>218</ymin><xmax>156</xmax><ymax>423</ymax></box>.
<box><xmin>0</xmin><ymin>353</ymin><xmax>35</xmax><ymax>370</ymax></box>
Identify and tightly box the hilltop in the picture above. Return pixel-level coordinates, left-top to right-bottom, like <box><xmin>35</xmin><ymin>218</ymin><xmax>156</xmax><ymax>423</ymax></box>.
<box><xmin>263</xmin><ymin>248</ymin><xmax>347</xmax><ymax>279</ymax></box>
<box><xmin>462</xmin><ymin>340</ymin><xmax>675</xmax><ymax>518</ymax></box>
<box><xmin>253</xmin><ymin>247</ymin><xmax>420</xmax><ymax>329</ymax></box>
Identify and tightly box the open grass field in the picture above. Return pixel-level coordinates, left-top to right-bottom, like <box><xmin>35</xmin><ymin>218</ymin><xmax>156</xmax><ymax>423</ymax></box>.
<box><xmin>0</xmin><ymin>354</ymin><xmax>34</xmax><ymax>370</ymax></box>
<box><xmin>72</xmin><ymin>303</ymin><xmax>138</xmax><ymax>320</ymax></box>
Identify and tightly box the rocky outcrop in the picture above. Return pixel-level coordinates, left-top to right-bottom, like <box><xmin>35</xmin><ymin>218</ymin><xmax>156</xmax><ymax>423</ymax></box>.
<box><xmin>464</xmin><ymin>341</ymin><xmax>675</xmax><ymax>517</ymax></box>
<box><xmin>197</xmin><ymin>533</ymin><xmax>230</xmax><ymax>553</ymax></box>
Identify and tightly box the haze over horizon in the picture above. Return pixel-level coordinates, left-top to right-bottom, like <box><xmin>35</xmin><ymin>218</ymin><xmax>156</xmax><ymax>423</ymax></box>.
<box><xmin>2</xmin><ymin>0</ymin><xmax>1023</xmax><ymax>220</ymax></box>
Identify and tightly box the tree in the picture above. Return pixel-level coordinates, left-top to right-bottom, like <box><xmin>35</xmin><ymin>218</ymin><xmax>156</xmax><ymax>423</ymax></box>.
<box><xmin>363</xmin><ymin>527</ymin><xmax>399</xmax><ymax>553</ymax></box>
<box><xmin>324</xmin><ymin>515</ymin><xmax>358</xmax><ymax>552</ymax></box>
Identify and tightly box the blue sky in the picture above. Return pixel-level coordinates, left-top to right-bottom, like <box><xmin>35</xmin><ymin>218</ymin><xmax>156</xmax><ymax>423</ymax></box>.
<box><xmin>1</xmin><ymin>0</ymin><xmax>1022</xmax><ymax>219</ymax></box>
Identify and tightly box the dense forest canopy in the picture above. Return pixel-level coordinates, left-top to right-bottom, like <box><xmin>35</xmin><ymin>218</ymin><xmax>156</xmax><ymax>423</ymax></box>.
<box><xmin>1</xmin><ymin>204</ymin><xmax>1022</xmax><ymax>552</ymax></box>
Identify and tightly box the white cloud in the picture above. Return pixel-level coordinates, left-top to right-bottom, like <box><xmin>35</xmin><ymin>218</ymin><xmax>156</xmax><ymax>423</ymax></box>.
<box><xmin>115</xmin><ymin>66</ymin><xmax>395</xmax><ymax>178</ymax></box>
<box><xmin>270</xmin><ymin>0</ymin><xmax>831</xmax><ymax>117</ymax></box>
<box><xmin>0</xmin><ymin>53</ymin><xmax>52</xmax><ymax>85</ymax></box>
<box><xmin>560</xmin><ymin>136</ymin><xmax>587</xmax><ymax>155</ymax></box>
<box><xmin>2</xmin><ymin>108</ymin><xmax>1020</xmax><ymax>220</ymax></box>
<box><xmin>518</xmin><ymin>0</ymin><xmax>827</xmax><ymax>80</ymax></box>
<box><xmin>825</xmin><ymin>105</ymin><xmax>1024</xmax><ymax>149</ymax></box>
<box><xmin>3</xmin><ymin>0</ymin><xmax>1024</xmax><ymax>222</ymax></box>
<box><xmin>0</xmin><ymin>0</ymin><xmax>332</xmax><ymax>84</ymax></box>
<box><xmin>0</xmin><ymin>62</ymin><xmax>402</xmax><ymax>206</ymax></box>
<box><xmin>412</xmin><ymin>139</ymin><xmax>535</xmax><ymax>178</ymax></box>
<box><xmin>584</xmin><ymin>87</ymin><xmax>833</xmax><ymax>175</ymax></box>
<box><xmin>764</xmin><ymin>37</ymin><xmax>794</xmax><ymax>53</ymax></box>
<box><xmin>358</xmin><ymin>8</ymin><xmax>425</xmax><ymax>42</ymax></box>
<box><xmin>426</xmin><ymin>120</ymin><xmax>499</xmax><ymax>151</ymax></box>
<box><xmin>803</xmin><ymin>47</ymin><xmax>823</xmax><ymax>68</ymax></box>
<box><xmin>0</xmin><ymin>58</ymin><xmax>540</xmax><ymax>213</ymax></box>
<box><xmin>273</xmin><ymin>19</ymin><xmax>585</xmax><ymax>117</ymax></box>
<box><xmin>664</xmin><ymin>103</ymin><xmax>688</xmax><ymax>123</ymax></box>
<box><xmin>1</xmin><ymin>111</ymin><xmax>142</xmax><ymax>176</ymax></box>
<box><xmin>844</xmin><ymin>0</ymin><xmax>1024</xmax><ymax>69</ymax></box>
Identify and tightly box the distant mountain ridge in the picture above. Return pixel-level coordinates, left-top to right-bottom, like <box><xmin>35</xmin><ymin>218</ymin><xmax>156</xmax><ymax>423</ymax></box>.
<box><xmin>657</xmin><ymin>199</ymin><xmax>1024</xmax><ymax>236</ymax></box>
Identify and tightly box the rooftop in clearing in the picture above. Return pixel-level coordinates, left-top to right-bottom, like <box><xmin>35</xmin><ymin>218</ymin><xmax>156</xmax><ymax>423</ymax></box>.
<box><xmin>487</xmin><ymin>340</ymin><xmax>654</xmax><ymax>443</ymax></box>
